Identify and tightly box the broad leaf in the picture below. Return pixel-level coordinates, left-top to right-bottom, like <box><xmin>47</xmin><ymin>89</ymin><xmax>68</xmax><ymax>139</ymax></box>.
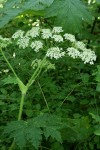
<box><xmin>45</xmin><ymin>0</ymin><xmax>92</xmax><ymax>33</ymax></box>
<box><xmin>0</xmin><ymin>0</ymin><xmax>54</xmax><ymax>28</ymax></box>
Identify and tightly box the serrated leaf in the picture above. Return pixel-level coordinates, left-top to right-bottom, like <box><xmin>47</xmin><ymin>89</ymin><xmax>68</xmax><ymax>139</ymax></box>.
<box><xmin>26</xmin><ymin>126</ymin><xmax>42</xmax><ymax>150</ymax></box>
<box><xmin>2</xmin><ymin>75</ymin><xmax>18</xmax><ymax>85</ymax></box>
<box><xmin>4</xmin><ymin>120</ymin><xmax>42</xmax><ymax>149</ymax></box>
<box><xmin>44</xmin><ymin>127</ymin><xmax>62</xmax><ymax>142</ymax></box>
<box><xmin>4</xmin><ymin>120</ymin><xmax>26</xmax><ymax>149</ymax></box>
<box><xmin>45</xmin><ymin>0</ymin><xmax>92</xmax><ymax>33</ymax></box>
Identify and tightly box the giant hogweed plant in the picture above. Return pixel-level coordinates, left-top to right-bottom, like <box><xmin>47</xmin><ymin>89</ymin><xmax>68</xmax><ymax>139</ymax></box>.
<box><xmin>0</xmin><ymin>26</ymin><xmax>97</xmax><ymax>149</ymax></box>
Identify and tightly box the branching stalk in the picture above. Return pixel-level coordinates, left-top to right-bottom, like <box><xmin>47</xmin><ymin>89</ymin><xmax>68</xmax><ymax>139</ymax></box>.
<box><xmin>26</xmin><ymin>56</ymin><xmax>46</xmax><ymax>88</ymax></box>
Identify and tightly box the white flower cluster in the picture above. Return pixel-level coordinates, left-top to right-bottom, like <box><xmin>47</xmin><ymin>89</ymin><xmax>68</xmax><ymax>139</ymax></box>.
<box><xmin>46</xmin><ymin>47</ymin><xmax>65</xmax><ymax>59</ymax></box>
<box><xmin>41</xmin><ymin>29</ymin><xmax>52</xmax><ymax>39</ymax></box>
<box><xmin>0</xmin><ymin>35</ymin><xmax>12</xmax><ymax>48</ymax></box>
<box><xmin>30</xmin><ymin>41</ymin><xmax>43</xmax><ymax>52</ymax></box>
<box><xmin>11</xmin><ymin>26</ymin><xmax>96</xmax><ymax>64</ymax></box>
<box><xmin>17</xmin><ymin>36</ymin><xmax>30</xmax><ymax>49</ymax></box>
<box><xmin>52</xmin><ymin>35</ymin><xmax>63</xmax><ymax>42</ymax></box>
<box><xmin>26</xmin><ymin>27</ymin><xmax>40</xmax><ymax>38</ymax></box>
<box><xmin>80</xmin><ymin>49</ymin><xmax>96</xmax><ymax>64</ymax></box>
<box><xmin>75</xmin><ymin>41</ymin><xmax>86</xmax><ymax>50</ymax></box>
<box><xmin>67</xmin><ymin>47</ymin><xmax>96</xmax><ymax>64</ymax></box>
<box><xmin>12</xmin><ymin>30</ymin><xmax>24</xmax><ymax>39</ymax></box>
<box><xmin>52</xmin><ymin>27</ymin><xmax>63</xmax><ymax>34</ymax></box>
<box><xmin>67</xmin><ymin>47</ymin><xmax>80</xmax><ymax>59</ymax></box>
<box><xmin>64</xmin><ymin>33</ymin><xmax>76</xmax><ymax>42</ymax></box>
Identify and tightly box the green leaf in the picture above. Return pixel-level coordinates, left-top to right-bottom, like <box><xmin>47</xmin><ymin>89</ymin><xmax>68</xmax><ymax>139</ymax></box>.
<box><xmin>4</xmin><ymin>120</ymin><xmax>42</xmax><ymax>149</ymax></box>
<box><xmin>94</xmin><ymin>129</ymin><xmax>100</xmax><ymax>136</ymax></box>
<box><xmin>44</xmin><ymin>127</ymin><xmax>62</xmax><ymax>142</ymax></box>
<box><xmin>89</xmin><ymin>113</ymin><xmax>100</xmax><ymax>122</ymax></box>
<box><xmin>4</xmin><ymin>121</ymin><xmax>26</xmax><ymax>149</ymax></box>
<box><xmin>0</xmin><ymin>0</ymin><xmax>54</xmax><ymax>28</ymax></box>
<box><xmin>96</xmin><ymin>0</ymin><xmax>100</xmax><ymax>4</ymax></box>
<box><xmin>26</xmin><ymin>126</ymin><xmax>42</xmax><ymax>150</ymax></box>
<box><xmin>95</xmin><ymin>65</ymin><xmax>100</xmax><ymax>82</ymax></box>
<box><xmin>96</xmin><ymin>83</ymin><xmax>100</xmax><ymax>92</ymax></box>
<box><xmin>2</xmin><ymin>75</ymin><xmax>18</xmax><ymax>85</ymax></box>
<box><xmin>45</xmin><ymin>0</ymin><xmax>92</xmax><ymax>33</ymax></box>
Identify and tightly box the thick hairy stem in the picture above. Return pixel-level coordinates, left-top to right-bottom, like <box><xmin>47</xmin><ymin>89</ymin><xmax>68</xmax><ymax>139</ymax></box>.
<box><xmin>18</xmin><ymin>93</ymin><xmax>26</xmax><ymax>120</ymax></box>
<box><xmin>9</xmin><ymin>94</ymin><xmax>26</xmax><ymax>150</ymax></box>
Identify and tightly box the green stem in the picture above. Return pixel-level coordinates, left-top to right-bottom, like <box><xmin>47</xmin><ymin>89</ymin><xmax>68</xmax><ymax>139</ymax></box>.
<box><xmin>18</xmin><ymin>93</ymin><xmax>26</xmax><ymax>120</ymax></box>
<box><xmin>26</xmin><ymin>56</ymin><xmax>46</xmax><ymax>88</ymax></box>
<box><xmin>0</xmin><ymin>48</ymin><xmax>18</xmax><ymax>78</ymax></box>
<box><xmin>9</xmin><ymin>141</ymin><xmax>15</xmax><ymax>150</ymax></box>
<box><xmin>9</xmin><ymin>94</ymin><xmax>26</xmax><ymax>150</ymax></box>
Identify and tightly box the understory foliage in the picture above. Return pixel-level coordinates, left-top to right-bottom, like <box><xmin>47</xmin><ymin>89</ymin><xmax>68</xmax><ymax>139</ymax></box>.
<box><xmin>0</xmin><ymin>0</ymin><xmax>100</xmax><ymax>150</ymax></box>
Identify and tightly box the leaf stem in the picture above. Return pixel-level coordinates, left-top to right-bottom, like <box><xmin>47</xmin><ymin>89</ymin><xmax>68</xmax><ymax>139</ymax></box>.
<box><xmin>0</xmin><ymin>48</ymin><xmax>18</xmax><ymax>78</ymax></box>
<box><xmin>38</xmin><ymin>81</ymin><xmax>50</xmax><ymax>112</ymax></box>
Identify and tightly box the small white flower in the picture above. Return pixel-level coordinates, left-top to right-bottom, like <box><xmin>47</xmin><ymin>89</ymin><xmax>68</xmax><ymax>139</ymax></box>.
<box><xmin>3</xmin><ymin>69</ymin><xmax>9</xmax><ymax>73</ymax></box>
<box><xmin>52</xmin><ymin>35</ymin><xmax>63</xmax><ymax>42</ymax></box>
<box><xmin>17</xmin><ymin>36</ymin><xmax>30</xmax><ymax>49</ymax></box>
<box><xmin>13</xmin><ymin>52</ymin><xmax>16</xmax><ymax>58</ymax></box>
<box><xmin>12</xmin><ymin>30</ymin><xmax>24</xmax><ymax>39</ymax></box>
<box><xmin>75</xmin><ymin>41</ymin><xmax>86</xmax><ymax>50</ymax></box>
<box><xmin>64</xmin><ymin>33</ymin><xmax>76</xmax><ymax>42</ymax></box>
<box><xmin>46</xmin><ymin>47</ymin><xmax>65</xmax><ymax>59</ymax></box>
<box><xmin>80</xmin><ymin>49</ymin><xmax>96</xmax><ymax>64</ymax></box>
<box><xmin>41</xmin><ymin>29</ymin><xmax>52</xmax><ymax>39</ymax></box>
<box><xmin>26</xmin><ymin>27</ymin><xmax>40</xmax><ymax>38</ymax></box>
<box><xmin>52</xmin><ymin>27</ymin><xmax>63</xmax><ymax>34</ymax></box>
<box><xmin>30</xmin><ymin>41</ymin><xmax>43</xmax><ymax>52</ymax></box>
<box><xmin>67</xmin><ymin>47</ymin><xmax>80</xmax><ymax>59</ymax></box>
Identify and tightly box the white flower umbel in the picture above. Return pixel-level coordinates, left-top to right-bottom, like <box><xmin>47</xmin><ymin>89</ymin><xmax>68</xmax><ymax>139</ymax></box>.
<box><xmin>67</xmin><ymin>47</ymin><xmax>80</xmax><ymax>59</ymax></box>
<box><xmin>52</xmin><ymin>27</ymin><xmax>63</xmax><ymax>34</ymax></box>
<box><xmin>80</xmin><ymin>49</ymin><xmax>97</xmax><ymax>64</ymax></box>
<box><xmin>41</xmin><ymin>29</ymin><xmax>52</xmax><ymax>39</ymax></box>
<box><xmin>26</xmin><ymin>27</ymin><xmax>40</xmax><ymax>38</ymax></box>
<box><xmin>30</xmin><ymin>41</ymin><xmax>43</xmax><ymax>52</ymax></box>
<box><xmin>52</xmin><ymin>35</ymin><xmax>63</xmax><ymax>42</ymax></box>
<box><xmin>0</xmin><ymin>36</ymin><xmax>12</xmax><ymax>48</ymax></box>
<box><xmin>46</xmin><ymin>47</ymin><xmax>65</xmax><ymax>59</ymax></box>
<box><xmin>12</xmin><ymin>30</ymin><xmax>24</xmax><ymax>39</ymax></box>
<box><xmin>17</xmin><ymin>36</ymin><xmax>30</xmax><ymax>49</ymax></box>
<box><xmin>9</xmin><ymin>26</ymin><xmax>97</xmax><ymax>65</ymax></box>
<box><xmin>64</xmin><ymin>33</ymin><xmax>76</xmax><ymax>42</ymax></box>
<box><xmin>75</xmin><ymin>41</ymin><xmax>86</xmax><ymax>50</ymax></box>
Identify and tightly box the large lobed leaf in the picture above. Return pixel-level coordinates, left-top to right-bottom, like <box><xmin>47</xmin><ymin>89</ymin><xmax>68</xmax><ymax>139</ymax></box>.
<box><xmin>0</xmin><ymin>0</ymin><xmax>54</xmax><ymax>28</ymax></box>
<box><xmin>45</xmin><ymin>0</ymin><xmax>92</xmax><ymax>33</ymax></box>
<box><xmin>4</xmin><ymin>113</ymin><xmax>64</xmax><ymax>149</ymax></box>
